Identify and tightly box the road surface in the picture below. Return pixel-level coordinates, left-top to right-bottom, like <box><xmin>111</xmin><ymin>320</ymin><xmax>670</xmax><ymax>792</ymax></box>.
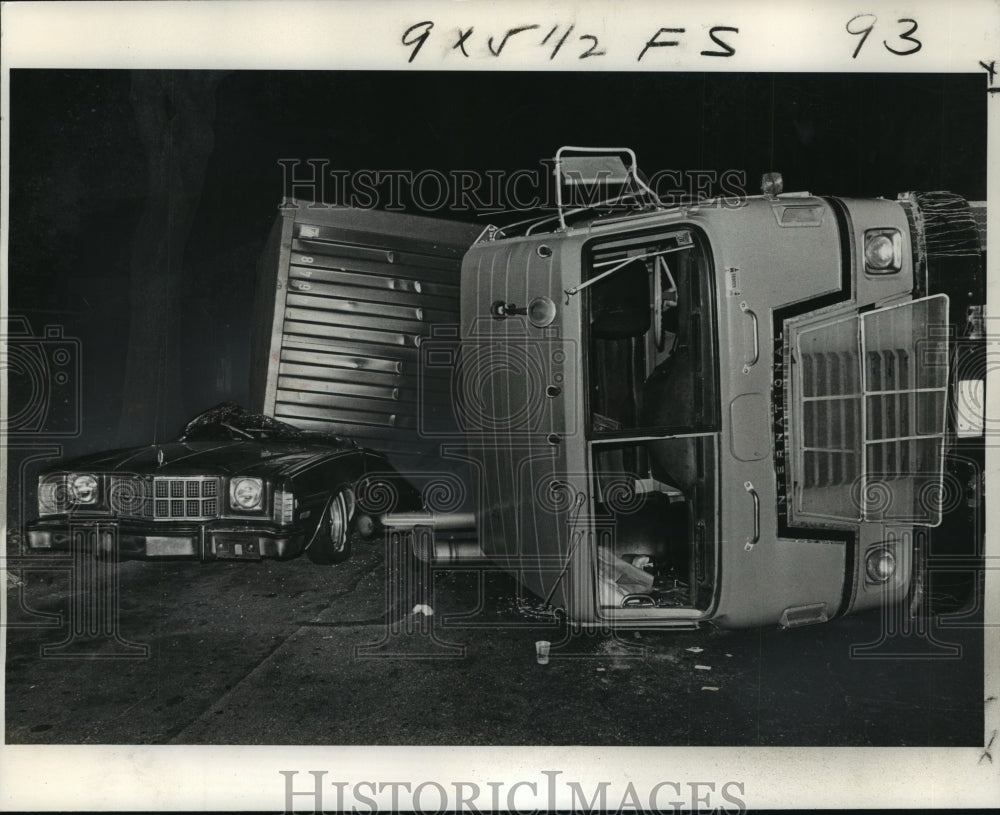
<box><xmin>4</xmin><ymin>539</ymin><xmax>984</xmax><ymax>746</ymax></box>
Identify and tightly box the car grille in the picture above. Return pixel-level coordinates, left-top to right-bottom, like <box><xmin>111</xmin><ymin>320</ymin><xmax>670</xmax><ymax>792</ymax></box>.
<box><xmin>153</xmin><ymin>477</ymin><xmax>220</xmax><ymax>520</ymax></box>
<box><xmin>107</xmin><ymin>475</ymin><xmax>221</xmax><ymax>521</ymax></box>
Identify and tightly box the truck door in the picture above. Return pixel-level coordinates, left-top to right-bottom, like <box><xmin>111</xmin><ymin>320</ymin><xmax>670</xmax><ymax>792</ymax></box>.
<box><xmin>457</xmin><ymin>237</ymin><xmax>577</xmax><ymax>607</ymax></box>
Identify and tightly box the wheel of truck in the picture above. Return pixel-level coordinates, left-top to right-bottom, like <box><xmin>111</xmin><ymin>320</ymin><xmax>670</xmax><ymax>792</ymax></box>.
<box><xmin>305</xmin><ymin>490</ymin><xmax>354</xmax><ymax>565</ymax></box>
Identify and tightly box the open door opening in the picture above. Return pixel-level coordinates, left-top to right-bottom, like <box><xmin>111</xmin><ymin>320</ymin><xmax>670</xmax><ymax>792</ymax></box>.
<box><xmin>592</xmin><ymin>436</ymin><xmax>717</xmax><ymax>612</ymax></box>
<box><xmin>583</xmin><ymin>227</ymin><xmax>720</xmax><ymax>615</ymax></box>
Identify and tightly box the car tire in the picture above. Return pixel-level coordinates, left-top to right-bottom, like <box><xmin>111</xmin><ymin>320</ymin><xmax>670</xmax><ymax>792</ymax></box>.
<box><xmin>305</xmin><ymin>491</ymin><xmax>353</xmax><ymax>565</ymax></box>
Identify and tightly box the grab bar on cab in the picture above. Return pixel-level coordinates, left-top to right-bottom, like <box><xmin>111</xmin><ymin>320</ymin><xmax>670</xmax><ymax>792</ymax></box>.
<box><xmin>743</xmin><ymin>480</ymin><xmax>760</xmax><ymax>551</ymax></box>
<box><xmin>740</xmin><ymin>301</ymin><xmax>759</xmax><ymax>374</ymax></box>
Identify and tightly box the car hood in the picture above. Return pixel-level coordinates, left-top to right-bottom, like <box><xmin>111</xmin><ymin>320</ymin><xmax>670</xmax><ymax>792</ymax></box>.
<box><xmin>52</xmin><ymin>439</ymin><xmax>359</xmax><ymax>479</ymax></box>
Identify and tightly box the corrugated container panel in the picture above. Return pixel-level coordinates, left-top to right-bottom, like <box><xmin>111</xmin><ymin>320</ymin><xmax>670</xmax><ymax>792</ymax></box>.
<box><xmin>252</xmin><ymin>203</ymin><xmax>481</xmax><ymax>454</ymax></box>
<box><xmin>284</xmin><ymin>292</ymin><xmax>457</xmax><ymax>325</ymax></box>
<box><xmin>291</xmin><ymin>240</ymin><xmax>461</xmax><ymax>276</ymax></box>
<box><xmin>288</xmin><ymin>254</ymin><xmax>463</xmax><ymax>293</ymax></box>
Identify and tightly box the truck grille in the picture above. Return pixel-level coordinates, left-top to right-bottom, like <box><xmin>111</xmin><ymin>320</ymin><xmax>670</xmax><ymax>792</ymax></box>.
<box><xmin>792</xmin><ymin>295</ymin><xmax>949</xmax><ymax>524</ymax></box>
<box><xmin>860</xmin><ymin>295</ymin><xmax>949</xmax><ymax>524</ymax></box>
<box><xmin>795</xmin><ymin>314</ymin><xmax>862</xmax><ymax>519</ymax></box>
<box><xmin>865</xmin><ymin>348</ymin><xmax>934</xmax><ymax>472</ymax></box>
<box><xmin>801</xmin><ymin>348</ymin><xmax>861</xmax><ymax>489</ymax></box>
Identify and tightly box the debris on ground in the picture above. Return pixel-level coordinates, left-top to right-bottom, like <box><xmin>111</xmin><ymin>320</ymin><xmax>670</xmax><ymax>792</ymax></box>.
<box><xmin>685</xmin><ymin>646</ymin><xmax>704</xmax><ymax>654</ymax></box>
<box><xmin>701</xmin><ymin>686</ymin><xmax>720</xmax><ymax>692</ymax></box>
<box><xmin>411</xmin><ymin>604</ymin><xmax>434</xmax><ymax>616</ymax></box>
<box><xmin>695</xmin><ymin>664</ymin><xmax>712</xmax><ymax>671</ymax></box>
<box><xmin>500</xmin><ymin>595</ymin><xmax>563</xmax><ymax>622</ymax></box>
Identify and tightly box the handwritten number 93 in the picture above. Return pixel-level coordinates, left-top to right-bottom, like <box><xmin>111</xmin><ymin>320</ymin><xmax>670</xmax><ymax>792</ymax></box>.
<box><xmin>847</xmin><ymin>14</ymin><xmax>922</xmax><ymax>59</ymax></box>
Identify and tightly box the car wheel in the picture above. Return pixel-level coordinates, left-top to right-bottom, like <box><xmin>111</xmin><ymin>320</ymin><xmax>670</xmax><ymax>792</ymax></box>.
<box><xmin>305</xmin><ymin>490</ymin><xmax>354</xmax><ymax>565</ymax></box>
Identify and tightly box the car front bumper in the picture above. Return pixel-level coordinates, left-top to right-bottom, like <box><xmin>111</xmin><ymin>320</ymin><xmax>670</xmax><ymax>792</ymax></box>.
<box><xmin>24</xmin><ymin>518</ymin><xmax>306</xmax><ymax>561</ymax></box>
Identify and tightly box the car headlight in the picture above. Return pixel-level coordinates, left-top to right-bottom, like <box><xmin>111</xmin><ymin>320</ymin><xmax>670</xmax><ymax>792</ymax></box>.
<box><xmin>230</xmin><ymin>477</ymin><xmax>264</xmax><ymax>510</ymax></box>
<box><xmin>38</xmin><ymin>474</ymin><xmax>69</xmax><ymax>515</ymax></box>
<box><xmin>864</xmin><ymin>228</ymin><xmax>902</xmax><ymax>274</ymax></box>
<box><xmin>70</xmin><ymin>474</ymin><xmax>99</xmax><ymax>505</ymax></box>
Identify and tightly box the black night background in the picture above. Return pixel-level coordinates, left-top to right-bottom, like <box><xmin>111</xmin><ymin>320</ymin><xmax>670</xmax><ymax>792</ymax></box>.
<box><xmin>5</xmin><ymin>70</ymin><xmax>986</xmax><ymax>523</ymax></box>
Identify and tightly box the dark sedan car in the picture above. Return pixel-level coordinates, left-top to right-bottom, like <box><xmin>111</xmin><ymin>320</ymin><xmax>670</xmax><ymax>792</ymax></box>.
<box><xmin>25</xmin><ymin>403</ymin><xmax>421</xmax><ymax>564</ymax></box>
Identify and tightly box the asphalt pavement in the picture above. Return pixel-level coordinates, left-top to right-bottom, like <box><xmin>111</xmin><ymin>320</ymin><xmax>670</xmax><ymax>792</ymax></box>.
<box><xmin>4</xmin><ymin>539</ymin><xmax>984</xmax><ymax>746</ymax></box>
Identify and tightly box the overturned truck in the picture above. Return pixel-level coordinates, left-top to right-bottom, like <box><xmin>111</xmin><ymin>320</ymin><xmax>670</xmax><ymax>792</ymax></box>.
<box><xmin>30</xmin><ymin>148</ymin><xmax>987</xmax><ymax>629</ymax></box>
<box><xmin>246</xmin><ymin>148</ymin><xmax>987</xmax><ymax>629</ymax></box>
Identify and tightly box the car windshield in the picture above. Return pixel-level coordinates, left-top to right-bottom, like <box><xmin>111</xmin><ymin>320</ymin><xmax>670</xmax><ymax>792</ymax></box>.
<box><xmin>180</xmin><ymin>403</ymin><xmax>308</xmax><ymax>441</ymax></box>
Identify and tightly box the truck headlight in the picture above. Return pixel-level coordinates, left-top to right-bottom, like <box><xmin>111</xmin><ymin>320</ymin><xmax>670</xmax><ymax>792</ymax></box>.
<box><xmin>70</xmin><ymin>474</ymin><xmax>99</xmax><ymax>505</ymax></box>
<box><xmin>864</xmin><ymin>229</ymin><xmax>902</xmax><ymax>274</ymax></box>
<box><xmin>865</xmin><ymin>546</ymin><xmax>897</xmax><ymax>584</ymax></box>
<box><xmin>230</xmin><ymin>477</ymin><xmax>264</xmax><ymax>510</ymax></box>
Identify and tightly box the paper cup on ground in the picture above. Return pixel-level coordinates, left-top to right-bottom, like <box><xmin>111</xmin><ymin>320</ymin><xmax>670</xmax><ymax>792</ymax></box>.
<box><xmin>535</xmin><ymin>640</ymin><xmax>551</xmax><ymax>665</ymax></box>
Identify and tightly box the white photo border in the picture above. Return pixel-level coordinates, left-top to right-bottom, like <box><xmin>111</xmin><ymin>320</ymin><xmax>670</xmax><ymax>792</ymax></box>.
<box><xmin>1</xmin><ymin>0</ymin><xmax>997</xmax><ymax>810</ymax></box>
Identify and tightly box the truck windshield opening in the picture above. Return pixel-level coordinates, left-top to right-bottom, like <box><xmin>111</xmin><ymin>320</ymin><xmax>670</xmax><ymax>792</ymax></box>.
<box><xmin>585</xmin><ymin>229</ymin><xmax>718</xmax><ymax>436</ymax></box>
